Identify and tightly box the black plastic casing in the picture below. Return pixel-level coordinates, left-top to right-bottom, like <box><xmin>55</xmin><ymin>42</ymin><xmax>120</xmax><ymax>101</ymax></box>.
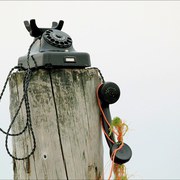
<box><xmin>18</xmin><ymin>52</ymin><xmax>91</xmax><ymax>69</ymax></box>
<box><xmin>18</xmin><ymin>29</ymin><xmax>91</xmax><ymax>69</ymax></box>
<box><xmin>110</xmin><ymin>142</ymin><xmax>132</xmax><ymax>165</ymax></box>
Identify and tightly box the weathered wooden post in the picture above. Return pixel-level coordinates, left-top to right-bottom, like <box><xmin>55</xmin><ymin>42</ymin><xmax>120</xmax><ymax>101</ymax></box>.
<box><xmin>9</xmin><ymin>20</ymin><xmax>103</xmax><ymax>179</ymax></box>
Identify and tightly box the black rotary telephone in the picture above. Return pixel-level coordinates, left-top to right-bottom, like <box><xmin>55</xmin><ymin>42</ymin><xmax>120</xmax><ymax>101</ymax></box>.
<box><xmin>18</xmin><ymin>19</ymin><xmax>132</xmax><ymax>164</ymax></box>
<box><xmin>18</xmin><ymin>19</ymin><xmax>91</xmax><ymax>69</ymax></box>
<box><xmin>97</xmin><ymin>82</ymin><xmax>132</xmax><ymax>165</ymax></box>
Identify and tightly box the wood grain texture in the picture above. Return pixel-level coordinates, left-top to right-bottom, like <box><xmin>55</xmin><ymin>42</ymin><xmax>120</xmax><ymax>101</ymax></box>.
<box><xmin>9</xmin><ymin>68</ymin><xmax>103</xmax><ymax>180</ymax></box>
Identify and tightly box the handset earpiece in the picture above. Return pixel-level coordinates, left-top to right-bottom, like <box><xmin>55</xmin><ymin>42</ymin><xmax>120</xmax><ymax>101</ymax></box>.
<box><xmin>98</xmin><ymin>82</ymin><xmax>120</xmax><ymax>148</ymax></box>
<box><xmin>98</xmin><ymin>82</ymin><xmax>120</xmax><ymax>105</ymax></box>
<box><xmin>98</xmin><ymin>82</ymin><xmax>132</xmax><ymax>165</ymax></box>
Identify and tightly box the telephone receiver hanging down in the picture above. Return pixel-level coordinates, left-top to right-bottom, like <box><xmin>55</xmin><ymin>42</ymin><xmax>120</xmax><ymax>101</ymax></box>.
<box><xmin>98</xmin><ymin>82</ymin><xmax>132</xmax><ymax>165</ymax></box>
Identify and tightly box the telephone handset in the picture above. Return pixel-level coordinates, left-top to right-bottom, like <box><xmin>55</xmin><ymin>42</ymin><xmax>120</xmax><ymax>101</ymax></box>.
<box><xmin>97</xmin><ymin>82</ymin><xmax>132</xmax><ymax>164</ymax></box>
<box><xmin>18</xmin><ymin>19</ymin><xmax>91</xmax><ymax>69</ymax></box>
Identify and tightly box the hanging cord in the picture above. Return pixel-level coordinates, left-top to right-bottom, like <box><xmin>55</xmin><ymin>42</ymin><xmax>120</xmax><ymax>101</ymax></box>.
<box><xmin>109</xmin><ymin>117</ymin><xmax>128</xmax><ymax>180</ymax></box>
<box><xmin>0</xmin><ymin>36</ymin><xmax>40</xmax><ymax>160</ymax></box>
<box><xmin>96</xmin><ymin>84</ymin><xmax>128</xmax><ymax>180</ymax></box>
<box><xmin>88</xmin><ymin>67</ymin><xmax>105</xmax><ymax>84</ymax></box>
<box><xmin>0</xmin><ymin>66</ymin><xmax>28</xmax><ymax>136</ymax></box>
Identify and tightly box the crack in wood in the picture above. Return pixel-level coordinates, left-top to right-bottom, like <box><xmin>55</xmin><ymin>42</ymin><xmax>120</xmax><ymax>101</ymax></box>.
<box><xmin>48</xmin><ymin>70</ymin><xmax>69</xmax><ymax>180</ymax></box>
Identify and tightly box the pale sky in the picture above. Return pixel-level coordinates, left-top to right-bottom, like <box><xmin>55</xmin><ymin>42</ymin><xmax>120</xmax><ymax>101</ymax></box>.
<box><xmin>0</xmin><ymin>1</ymin><xmax>180</xmax><ymax>179</ymax></box>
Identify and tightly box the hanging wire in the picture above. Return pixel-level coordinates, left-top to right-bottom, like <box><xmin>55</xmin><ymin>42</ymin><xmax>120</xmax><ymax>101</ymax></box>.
<box><xmin>0</xmin><ymin>36</ymin><xmax>40</xmax><ymax>160</ymax></box>
<box><xmin>88</xmin><ymin>67</ymin><xmax>105</xmax><ymax>84</ymax></box>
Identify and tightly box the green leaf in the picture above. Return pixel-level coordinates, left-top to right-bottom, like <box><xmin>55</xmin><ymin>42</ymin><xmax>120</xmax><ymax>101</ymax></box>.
<box><xmin>112</xmin><ymin>117</ymin><xmax>122</xmax><ymax>127</ymax></box>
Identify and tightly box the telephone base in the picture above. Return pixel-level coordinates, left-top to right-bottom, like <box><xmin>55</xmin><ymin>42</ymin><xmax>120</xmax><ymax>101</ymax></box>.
<box><xmin>18</xmin><ymin>51</ymin><xmax>91</xmax><ymax>69</ymax></box>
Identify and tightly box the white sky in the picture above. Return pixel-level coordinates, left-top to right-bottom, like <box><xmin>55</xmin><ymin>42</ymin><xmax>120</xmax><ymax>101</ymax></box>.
<box><xmin>0</xmin><ymin>1</ymin><xmax>180</xmax><ymax>179</ymax></box>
